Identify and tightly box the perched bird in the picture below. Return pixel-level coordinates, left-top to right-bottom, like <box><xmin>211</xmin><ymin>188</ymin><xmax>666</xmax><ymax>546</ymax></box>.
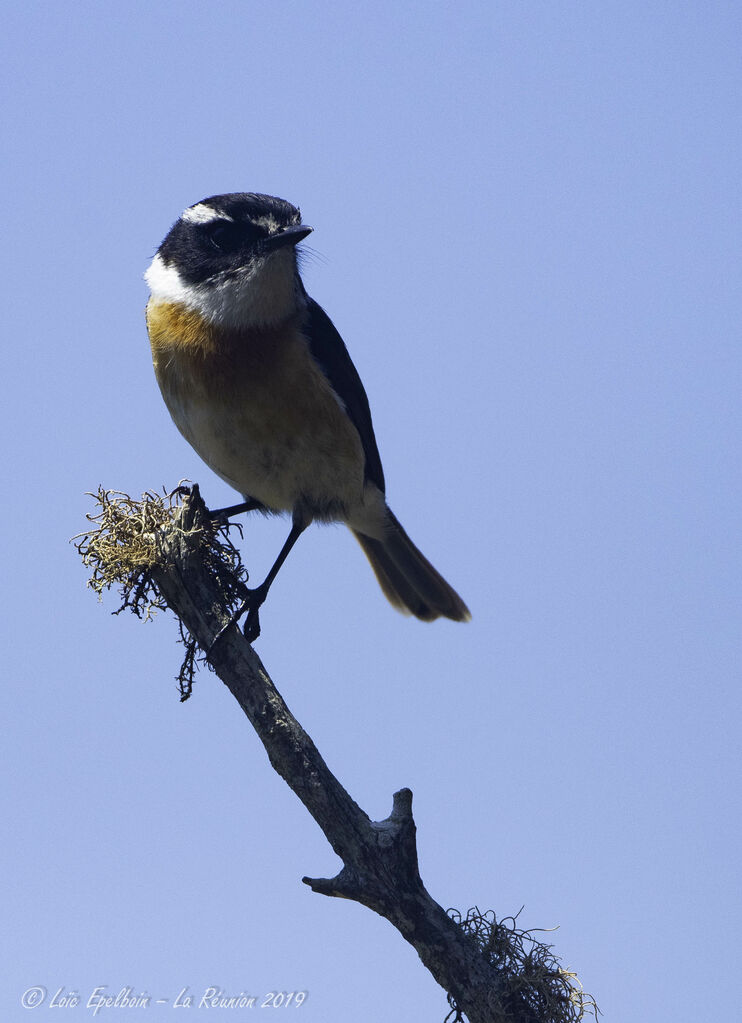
<box><xmin>145</xmin><ymin>193</ymin><xmax>469</xmax><ymax>639</ymax></box>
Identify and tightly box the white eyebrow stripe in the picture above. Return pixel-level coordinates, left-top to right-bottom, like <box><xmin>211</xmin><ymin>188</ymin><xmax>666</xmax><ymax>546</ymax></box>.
<box><xmin>181</xmin><ymin>203</ymin><xmax>233</xmax><ymax>225</ymax></box>
<box><xmin>254</xmin><ymin>214</ymin><xmax>280</xmax><ymax>232</ymax></box>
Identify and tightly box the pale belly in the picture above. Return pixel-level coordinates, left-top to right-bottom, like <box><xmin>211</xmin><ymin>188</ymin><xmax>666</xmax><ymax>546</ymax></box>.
<box><xmin>149</xmin><ymin>307</ymin><xmax>368</xmax><ymax>521</ymax></box>
<box><xmin>165</xmin><ymin>385</ymin><xmax>367</xmax><ymax>517</ymax></box>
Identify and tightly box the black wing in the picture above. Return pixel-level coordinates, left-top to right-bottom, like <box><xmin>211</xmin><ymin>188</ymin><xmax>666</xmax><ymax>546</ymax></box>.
<box><xmin>302</xmin><ymin>298</ymin><xmax>385</xmax><ymax>494</ymax></box>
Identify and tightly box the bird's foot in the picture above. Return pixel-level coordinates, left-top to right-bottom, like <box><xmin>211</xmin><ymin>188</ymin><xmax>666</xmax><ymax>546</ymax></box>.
<box><xmin>241</xmin><ymin>580</ymin><xmax>270</xmax><ymax>642</ymax></box>
<box><xmin>208</xmin><ymin>498</ymin><xmax>262</xmax><ymax>523</ymax></box>
<box><xmin>242</xmin><ymin>603</ymin><xmax>262</xmax><ymax>643</ymax></box>
<box><xmin>207</xmin><ymin>582</ymin><xmax>269</xmax><ymax>654</ymax></box>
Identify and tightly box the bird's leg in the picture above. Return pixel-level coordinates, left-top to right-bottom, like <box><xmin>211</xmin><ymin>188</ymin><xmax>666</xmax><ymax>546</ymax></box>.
<box><xmin>242</xmin><ymin>512</ymin><xmax>309</xmax><ymax>642</ymax></box>
<box><xmin>208</xmin><ymin>509</ymin><xmax>310</xmax><ymax>651</ymax></box>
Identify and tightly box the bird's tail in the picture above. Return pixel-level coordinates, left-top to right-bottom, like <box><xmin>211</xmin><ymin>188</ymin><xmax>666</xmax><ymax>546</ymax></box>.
<box><xmin>352</xmin><ymin>509</ymin><xmax>470</xmax><ymax>622</ymax></box>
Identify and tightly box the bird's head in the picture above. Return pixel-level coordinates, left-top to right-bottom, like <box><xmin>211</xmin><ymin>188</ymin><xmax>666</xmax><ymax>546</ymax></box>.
<box><xmin>145</xmin><ymin>193</ymin><xmax>313</xmax><ymax>329</ymax></box>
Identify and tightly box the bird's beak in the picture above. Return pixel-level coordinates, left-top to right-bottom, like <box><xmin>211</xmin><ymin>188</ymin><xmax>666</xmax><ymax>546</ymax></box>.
<box><xmin>263</xmin><ymin>225</ymin><xmax>313</xmax><ymax>251</ymax></box>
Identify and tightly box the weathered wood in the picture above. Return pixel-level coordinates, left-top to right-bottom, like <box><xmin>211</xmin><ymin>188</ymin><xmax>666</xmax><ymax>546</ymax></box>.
<box><xmin>147</xmin><ymin>487</ymin><xmax>507</xmax><ymax>1022</ymax></box>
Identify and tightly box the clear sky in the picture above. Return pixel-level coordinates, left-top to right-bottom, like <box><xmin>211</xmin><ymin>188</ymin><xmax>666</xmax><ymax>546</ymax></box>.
<box><xmin>2</xmin><ymin>2</ymin><xmax>740</xmax><ymax>1021</ymax></box>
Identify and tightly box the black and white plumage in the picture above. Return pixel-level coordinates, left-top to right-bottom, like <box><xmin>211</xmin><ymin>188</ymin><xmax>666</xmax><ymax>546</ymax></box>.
<box><xmin>145</xmin><ymin>193</ymin><xmax>469</xmax><ymax>635</ymax></box>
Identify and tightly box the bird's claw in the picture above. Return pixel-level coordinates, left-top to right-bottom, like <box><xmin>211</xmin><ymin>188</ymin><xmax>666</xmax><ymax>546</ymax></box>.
<box><xmin>206</xmin><ymin>508</ymin><xmax>230</xmax><ymax>528</ymax></box>
<box><xmin>242</xmin><ymin>581</ymin><xmax>269</xmax><ymax>642</ymax></box>
<box><xmin>207</xmin><ymin>584</ymin><xmax>267</xmax><ymax>655</ymax></box>
<box><xmin>243</xmin><ymin>606</ymin><xmax>261</xmax><ymax>643</ymax></box>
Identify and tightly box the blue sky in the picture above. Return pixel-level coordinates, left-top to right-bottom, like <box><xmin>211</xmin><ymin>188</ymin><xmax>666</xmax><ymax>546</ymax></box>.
<box><xmin>2</xmin><ymin>2</ymin><xmax>740</xmax><ymax>1020</ymax></box>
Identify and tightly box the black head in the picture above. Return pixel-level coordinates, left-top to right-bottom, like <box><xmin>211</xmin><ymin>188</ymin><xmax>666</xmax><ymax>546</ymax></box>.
<box><xmin>157</xmin><ymin>193</ymin><xmax>312</xmax><ymax>286</ymax></box>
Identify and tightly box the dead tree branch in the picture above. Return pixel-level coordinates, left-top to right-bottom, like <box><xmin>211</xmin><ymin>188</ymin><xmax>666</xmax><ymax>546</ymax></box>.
<box><xmin>75</xmin><ymin>485</ymin><xmax>598</xmax><ymax>1023</ymax></box>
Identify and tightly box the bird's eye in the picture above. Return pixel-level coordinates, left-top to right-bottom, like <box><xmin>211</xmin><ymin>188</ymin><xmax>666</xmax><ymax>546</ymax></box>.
<box><xmin>206</xmin><ymin>221</ymin><xmax>265</xmax><ymax>252</ymax></box>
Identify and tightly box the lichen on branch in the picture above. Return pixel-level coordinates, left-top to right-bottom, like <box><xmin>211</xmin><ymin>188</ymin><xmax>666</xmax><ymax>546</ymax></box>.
<box><xmin>445</xmin><ymin>907</ymin><xmax>599</xmax><ymax>1023</ymax></box>
<box><xmin>73</xmin><ymin>484</ymin><xmax>248</xmax><ymax>699</ymax></box>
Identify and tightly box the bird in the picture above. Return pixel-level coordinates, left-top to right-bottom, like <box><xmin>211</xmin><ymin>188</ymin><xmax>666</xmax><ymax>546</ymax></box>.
<box><xmin>144</xmin><ymin>192</ymin><xmax>469</xmax><ymax>640</ymax></box>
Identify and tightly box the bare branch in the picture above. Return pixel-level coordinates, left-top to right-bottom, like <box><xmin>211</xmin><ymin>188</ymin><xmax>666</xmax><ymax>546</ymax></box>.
<box><xmin>75</xmin><ymin>485</ymin><xmax>599</xmax><ymax>1023</ymax></box>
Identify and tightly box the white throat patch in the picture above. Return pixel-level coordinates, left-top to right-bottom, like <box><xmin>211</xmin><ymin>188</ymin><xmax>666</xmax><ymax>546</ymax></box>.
<box><xmin>144</xmin><ymin>252</ymin><xmax>304</xmax><ymax>329</ymax></box>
